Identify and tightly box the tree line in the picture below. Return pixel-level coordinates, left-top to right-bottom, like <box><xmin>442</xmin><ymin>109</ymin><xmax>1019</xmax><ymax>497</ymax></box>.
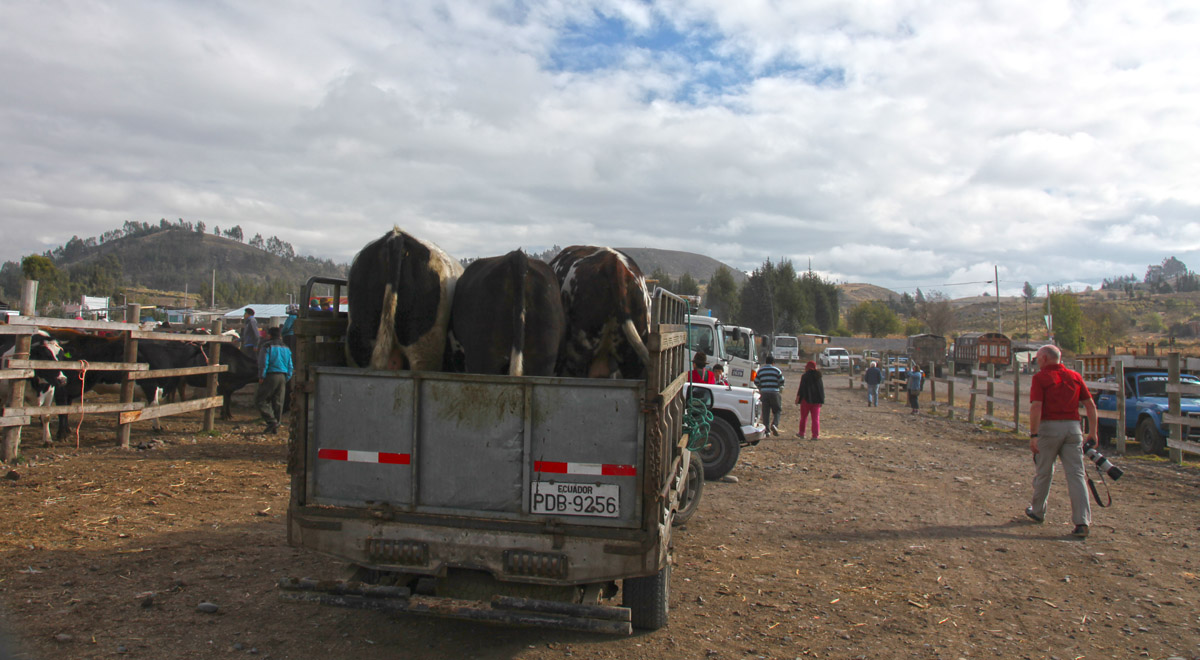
<box><xmin>0</xmin><ymin>220</ymin><xmax>345</xmax><ymax>313</ymax></box>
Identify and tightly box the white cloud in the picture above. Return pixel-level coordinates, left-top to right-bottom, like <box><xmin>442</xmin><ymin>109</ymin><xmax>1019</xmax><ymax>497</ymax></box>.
<box><xmin>0</xmin><ymin>0</ymin><xmax>1198</xmax><ymax>299</ymax></box>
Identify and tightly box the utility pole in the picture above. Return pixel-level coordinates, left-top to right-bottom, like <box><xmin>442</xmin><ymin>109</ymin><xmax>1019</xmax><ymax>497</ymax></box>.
<box><xmin>211</xmin><ymin>269</ymin><xmax>216</xmax><ymax>309</ymax></box>
<box><xmin>995</xmin><ymin>265</ymin><xmax>1001</xmax><ymax>333</ymax></box>
<box><xmin>1045</xmin><ymin>284</ymin><xmax>1053</xmax><ymax>342</ymax></box>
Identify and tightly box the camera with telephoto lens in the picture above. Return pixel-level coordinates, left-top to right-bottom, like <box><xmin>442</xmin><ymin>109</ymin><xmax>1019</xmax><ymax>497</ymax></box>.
<box><xmin>1083</xmin><ymin>438</ymin><xmax>1124</xmax><ymax>480</ymax></box>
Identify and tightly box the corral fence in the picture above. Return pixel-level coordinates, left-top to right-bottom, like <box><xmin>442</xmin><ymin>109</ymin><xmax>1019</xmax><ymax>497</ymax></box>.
<box><xmin>1</xmin><ymin>280</ymin><xmax>235</xmax><ymax>462</ymax></box>
<box><xmin>846</xmin><ymin>350</ymin><xmax>1200</xmax><ymax>465</ymax></box>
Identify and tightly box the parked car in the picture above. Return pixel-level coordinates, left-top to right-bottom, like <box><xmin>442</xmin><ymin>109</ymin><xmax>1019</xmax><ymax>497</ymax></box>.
<box><xmin>818</xmin><ymin>347</ymin><xmax>850</xmax><ymax>370</ymax></box>
<box><xmin>1094</xmin><ymin>370</ymin><xmax>1200</xmax><ymax>454</ymax></box>
<box><xmin>884</xmin><ymin>356</ymin><xmax>909</xmax><ymax>380</ymax></box>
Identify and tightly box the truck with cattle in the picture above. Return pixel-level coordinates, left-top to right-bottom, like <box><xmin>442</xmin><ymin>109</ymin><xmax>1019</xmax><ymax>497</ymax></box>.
<box><xmin>282</xmin><ymin>256</ymin><xmax>702</xmax><ymax>634</ymax></box>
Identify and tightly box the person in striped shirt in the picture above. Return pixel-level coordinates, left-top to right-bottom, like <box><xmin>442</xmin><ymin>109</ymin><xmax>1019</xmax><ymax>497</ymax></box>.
<box><xmin>755</xmin><ymin>354</ymin><xmax>785</xmax><ymax>436</ymax></box>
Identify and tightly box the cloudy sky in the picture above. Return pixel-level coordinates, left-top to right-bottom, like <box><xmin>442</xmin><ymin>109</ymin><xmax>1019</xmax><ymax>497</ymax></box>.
<box><xmin>1</xmin><ymin>1</ymin><xmax>1198</xmax><ymax>298</ymax></box>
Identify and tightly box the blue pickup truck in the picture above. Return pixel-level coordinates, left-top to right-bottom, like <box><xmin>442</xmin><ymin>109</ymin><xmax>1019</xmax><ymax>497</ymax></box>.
<box><xmin>1094</xmin><ymin>370</ymin><xmax>1200</xmax><ymax>453</ymax></box>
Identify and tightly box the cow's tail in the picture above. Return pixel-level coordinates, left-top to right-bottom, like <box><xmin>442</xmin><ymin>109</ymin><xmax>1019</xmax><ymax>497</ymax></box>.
<box><xmin>622</xmin><ymin>318</ymin><xmax>650</xmax><ymax>367</ymax></box>
<box><xmin>509</xmin><ymin>250</ymin><xmax>527</xmax><ymax>377</ymax></box>
<box><xmin>370</xmin><ymin>227</ymin><xmax>406</xmax><ymax>370</ymax></box>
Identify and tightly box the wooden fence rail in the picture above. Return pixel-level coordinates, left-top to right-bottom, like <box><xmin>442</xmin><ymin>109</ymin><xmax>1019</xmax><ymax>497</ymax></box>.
<box><xmin>845</xmin><ymin>350</ymin><xmax>1199</xmax><ymax>465</ymax></box>
<box><xmin>1</xmin><ymin>280</ymin><xmax>234</xmax><ymax>461</ymax></box>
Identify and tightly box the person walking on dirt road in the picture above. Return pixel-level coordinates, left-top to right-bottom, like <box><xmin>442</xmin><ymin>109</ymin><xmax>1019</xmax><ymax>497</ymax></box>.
<box><xmin>256</xmin><ymin>326</ymin><xmax>293</xmax><ymax>434</ymax></box>
<box><xmin>794</xmin><ymin>361</ymin><xmax>824</xmax><ymax>439</ymax></box>
<box><xmin>1025</xmin><ymin>345</ymin><xmax>1097</xmax><ymax>538</ymax></box>
<box><xmin>755</xmin><ymin>354</ymin><xmax>784</xmax><ymax>436</ymax></box>
<box><xmin>864</xmin><ymin>361</ymin><xmax>883</xmax><ymax>407</ymax></box>
<box><xmin>906</xmin><ymin>366</ymin><xmax>924</xmax><ymax>414</ymax></box>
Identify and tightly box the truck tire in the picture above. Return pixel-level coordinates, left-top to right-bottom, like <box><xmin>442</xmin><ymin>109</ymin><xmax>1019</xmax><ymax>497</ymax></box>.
<box><xmin>1136</xmin><ymin>417</ymin><xmax>1166</xmax><ymax>455</ymax></box>
<box><xmin>672</xmin><ymin>452</ymin><xmax>704</xmax><ymax>527</ymax></box>
<box><xmin>699</xmin><ymin>416</ymin><xmax>740</xmax><ymax>481</ymax></box>
<box><xmin>623</xmin><ymin>563</ymin><xmax>670</xmax><ymax>631</ymax></box>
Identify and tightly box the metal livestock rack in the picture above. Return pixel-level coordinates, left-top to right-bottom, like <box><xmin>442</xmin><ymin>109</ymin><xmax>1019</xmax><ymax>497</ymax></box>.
<box><xmin>1</xmin><ymin>279</ymin><xmax>235</xmax><ymax>462</ymax></box>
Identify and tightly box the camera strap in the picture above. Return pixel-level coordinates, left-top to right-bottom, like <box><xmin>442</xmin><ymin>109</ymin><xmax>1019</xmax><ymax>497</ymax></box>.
<box><xmin>1087</xmin><ymin>472</ymin><xmax>1112</xmax><ymax>507</ymax></box>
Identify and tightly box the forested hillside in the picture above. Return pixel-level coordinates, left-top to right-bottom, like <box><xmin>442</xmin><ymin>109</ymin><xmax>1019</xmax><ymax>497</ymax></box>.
<box><xmin>0</xmin><ymin>219</ymin><xmax>346</xmax><ymax>311</ymax></box>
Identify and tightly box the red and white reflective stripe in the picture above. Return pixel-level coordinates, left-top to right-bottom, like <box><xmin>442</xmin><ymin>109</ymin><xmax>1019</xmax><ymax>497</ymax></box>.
<box><xmin>534</xmin><ymin>461</ymin><xmax>636</xmax><ymax>477</ymax></box>
<box><xmin>317</xmin><ymin>448</ymin><xmax>410</xmax><ymax>465</ymax></box>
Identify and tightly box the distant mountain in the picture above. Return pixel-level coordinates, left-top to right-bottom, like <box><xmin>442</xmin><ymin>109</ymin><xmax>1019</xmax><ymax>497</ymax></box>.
<box><xmin>37</xmin><ymin>227</ymin><xmax>346</xmax><ymax>307</ymax></box>
<box><xmin>616</xmin><ymin>248</ymin><xmax>749</xmax><ymax>285</ymax></box>
<box><xmin>837</xmin><ymin>282</ymin><xmax>901</xmax><ymax>307</ymax></box>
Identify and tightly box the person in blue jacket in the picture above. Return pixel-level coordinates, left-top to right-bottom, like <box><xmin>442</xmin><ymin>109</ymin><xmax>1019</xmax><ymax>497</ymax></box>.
<box><xmin>255</xmin><ymin>326</ymin><xmax>293</xmax><ymax>434</ymax></box>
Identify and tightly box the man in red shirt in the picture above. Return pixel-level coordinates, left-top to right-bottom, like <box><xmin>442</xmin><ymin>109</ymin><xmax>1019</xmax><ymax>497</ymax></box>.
<box><xmin>689</xmin><ymin>352</ymin><xmax>716</xmax><ymax>385</ymax></box>
<box><xmin>1026</xmin><ymin>345</ymin><xmax>1098</xmax><ymax>537</ymax></box>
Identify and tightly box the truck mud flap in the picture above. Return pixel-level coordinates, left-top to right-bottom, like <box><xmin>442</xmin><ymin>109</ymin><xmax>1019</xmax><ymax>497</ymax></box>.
<box><xmin>278</xmin><ymin>577</ymin><xmax>633</xmax><ymax>635</ymax></box>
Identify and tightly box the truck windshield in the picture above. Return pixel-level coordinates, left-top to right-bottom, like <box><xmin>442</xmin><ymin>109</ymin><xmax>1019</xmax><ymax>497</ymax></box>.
<box><xmin>724</xmin><ymin>331</ymin><xmax>751</xmax><ymax>359</ymax></box>
<box><xmin>775</xmin><ymin>337</ymin><xmax>797</xmax><ymax>348</ymax></box>
<box><xmin>687</xmin><ymin>325</ymin><xmax>716</xmax><ymax>356</ymax></box>
<box><xmin>1139</xmin><ymin>376</ymin><xmax>1200</xmax><ymax>398</ymax></box>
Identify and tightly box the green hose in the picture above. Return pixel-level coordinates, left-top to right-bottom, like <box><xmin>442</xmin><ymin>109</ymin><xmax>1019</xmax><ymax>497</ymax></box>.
<box><xmin>684</xmin><ymin>397</ymin><xmax>712</xmax><ymax>451</ymax></box>
<box><xmin>682</xmin><ymin>308</ymin><xmax>710</xmax><ymax>451</ymax></box>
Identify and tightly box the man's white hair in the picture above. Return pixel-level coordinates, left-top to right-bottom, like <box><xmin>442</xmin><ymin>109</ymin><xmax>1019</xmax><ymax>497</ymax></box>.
<box><xmin>1038</xmin><ymin>344</ymin><xmax>1062</xmax><ymax>362</ymax></box>
<box><xmin>870</xmin><ymin>361</ymin><xmax>877</xmax><ymax>367</ymax></box>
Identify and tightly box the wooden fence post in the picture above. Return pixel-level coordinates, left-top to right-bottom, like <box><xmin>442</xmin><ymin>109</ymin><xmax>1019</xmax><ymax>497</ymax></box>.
<box><xmin>203</xmin><ymin>318</ymin><xmax>223</xmax><ymax>431</ymax></box>
<box><xmin>117</xmin><ymin>304</ymin><xmax>141</xmax><ymax>449</ymax></box>
<box><xmin>1</xmin><ymin>280</ymin><xmax>38</xmax><ymax>463</ymax></box>
<box><xmin>1013</xmin><ymin>359</ymin><xmax>1021</xmax><ymax>432</ymax></box>
<box><xmin>947</xmin><ymin>375</ymin><xmax>955</xmax><ymax>421</ymax></box>
<box><xmin>927</xmin><ymin>361</ymin><xmax>936</xmax><ymax>412</ymax></box>
<box><xmin>1169</xmin><ymin>352</ymin><xmax>1182</xmax><ymax>464</ymax></box>
<box><xmin>985</xmin><ymin>364</ymin><xmax>995</xmax><ymax>421</ymax></box>
<box><xmin>968</xmin><ymin>368</ymin><xmax>978</xmax><ymax>424</ymax></box>
<box><xmin>1115</xmin><ymin>360</ymin><xmax>1126</xmax><ymax>454</ymax></box>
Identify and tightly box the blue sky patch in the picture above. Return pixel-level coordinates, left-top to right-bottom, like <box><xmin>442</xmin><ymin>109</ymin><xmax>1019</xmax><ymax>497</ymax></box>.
<box><xmin>547</xmin><ymin>12</ymin><xmax>843</xmax><ymax>103</ymax></box>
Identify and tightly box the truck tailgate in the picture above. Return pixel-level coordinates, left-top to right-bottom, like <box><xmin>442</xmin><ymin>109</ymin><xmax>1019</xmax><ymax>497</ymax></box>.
<box><xmin>306</xmin><ymin>367</ymin><xmax>646</xmax><ymax>528</ymax></box>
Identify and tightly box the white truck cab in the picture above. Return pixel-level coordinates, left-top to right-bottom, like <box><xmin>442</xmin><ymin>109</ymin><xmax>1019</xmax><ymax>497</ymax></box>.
<box><xmin>771</xmin><ymin>335</ymin><xmax>799</xmax><ymax>363</ymax></box>
<box><xmin>721</xmin><ymin>325</ymin><xmax>758</xmax><ymax>387</ymax></box>
<box><xmin>684</xmin><ymin>314</ymin><xmax>757</xmax><ymax>388</ymax></box>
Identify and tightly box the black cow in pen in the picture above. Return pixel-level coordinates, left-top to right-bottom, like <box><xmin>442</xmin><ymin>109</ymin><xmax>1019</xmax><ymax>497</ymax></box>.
<box><xmin>447</xmin><ymin>250</ymin><xmax>564</xmax><ymax>377</ymax></box>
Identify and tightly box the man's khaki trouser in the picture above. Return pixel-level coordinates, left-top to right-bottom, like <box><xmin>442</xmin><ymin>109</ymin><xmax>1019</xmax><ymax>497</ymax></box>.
<box><xmin>1029</xmin><ymin>419</ymin><xmax>1091</xmax><ymax>526</ymax></box>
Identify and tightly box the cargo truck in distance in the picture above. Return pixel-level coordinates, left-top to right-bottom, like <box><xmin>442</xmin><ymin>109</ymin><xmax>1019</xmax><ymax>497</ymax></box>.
<box><xmin>771</xmin><ymin>335</ymin><xmax>800</xmax><ymax>363</ymax></box>
<box><xmin>281</xmin><ymin>277</ymin><xmax>701</xmax><ymax>634</ymax></box>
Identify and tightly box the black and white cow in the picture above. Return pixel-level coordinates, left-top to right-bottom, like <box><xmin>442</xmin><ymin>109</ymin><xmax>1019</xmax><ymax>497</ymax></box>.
<box><xmin>0</xmin><ymin>331</ymin><xmax>68</xmax><ymax>445</ymax></box>
<box><xmin>346</xmin><ymin>227</ymin><xmax>462</xmax><ymax>371</ymax></box>
<box><xmin>53</xmin><ymin>333</ymin><xmax>209</xmax><ymax>439</ymax></box>
<box><xmin>447</xmin><ymin>250</ymin><xmax>565</xmax><ymax>377</ymax></box>
<box><xmin>549</xmin><ymin>246</ymin><xmax>652</xmax><ymax>379</ymax></box>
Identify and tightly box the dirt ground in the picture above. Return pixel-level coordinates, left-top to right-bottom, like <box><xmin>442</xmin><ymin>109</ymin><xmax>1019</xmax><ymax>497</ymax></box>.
<box><xmin>2</xmin><ymin>373</ymin><xmax>1200</xmax><ymax>660</ymax></box>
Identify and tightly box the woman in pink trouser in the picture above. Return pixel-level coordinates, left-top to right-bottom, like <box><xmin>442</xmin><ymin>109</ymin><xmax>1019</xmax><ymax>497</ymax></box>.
<box><xmin>794</xmin><ymin>361</ymin><xmax>825</xmax><ymax>439</ymax></box>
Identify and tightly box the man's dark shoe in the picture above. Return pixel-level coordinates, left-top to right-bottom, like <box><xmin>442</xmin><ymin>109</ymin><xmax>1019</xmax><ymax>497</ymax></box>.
<box><xmin>1071</xmin><ymin>524</ymin><xmax>1089</xmax><ymax>538</ymax></box>
<box><xmin>264</xmin><ymin>423</ymin><xmax>278</xmax><ymax>435</ymax></box>
<box><xmin>1024</xmin><ymin>507</ymin><xmax>1043</xmax><ymax>523</ymax></box>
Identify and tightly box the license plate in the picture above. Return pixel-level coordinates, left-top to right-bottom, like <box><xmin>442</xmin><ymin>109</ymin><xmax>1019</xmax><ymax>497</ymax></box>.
<box><xmin>532</xmin><ymin>482</ymin><xmax>620</xmax><ymax>518</ymax></box>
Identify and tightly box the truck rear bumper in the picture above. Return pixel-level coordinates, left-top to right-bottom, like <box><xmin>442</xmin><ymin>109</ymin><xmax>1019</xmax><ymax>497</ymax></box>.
<box><xmin>289</xmin><ymin>510</ymin><xmax>663</xmax><ymax>585</ymax></box>
<box><xmin>278</xmin><ymin>576</ymin><xmax>633</xmax><ymax>635</ymax></box>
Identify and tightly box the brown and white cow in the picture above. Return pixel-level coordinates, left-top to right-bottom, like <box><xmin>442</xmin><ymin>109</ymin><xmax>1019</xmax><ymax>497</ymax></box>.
<box><xmin>447</xmin><ymin>250</ymin><xmax>564</xmax><ymax>377</ymax></box>
<box><xmin>550</xmin><ymin>246</ymin><xmax>652</xmax><ymax>379</ymax></box>
<box><xmin>346</xmin><ymin>227</ymin><xmax>463</xmax><ymax>371</ymax></box>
